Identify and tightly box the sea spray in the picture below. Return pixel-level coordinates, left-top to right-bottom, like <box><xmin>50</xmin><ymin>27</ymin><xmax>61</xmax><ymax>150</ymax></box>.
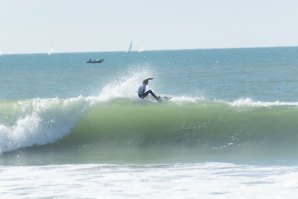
<box><xmin>98</xmin><ymin>70</ymin><xmax>153</xmax><ymax>100</ymax></box>
<box><xmin>0</xmin><ymin>97</ymin><xmax>94</xmax><ymax>153</ymax></box>
<box><xmin>0</xmin><ymin>71</ymin><xmax>155</xmax><ymax>153</ymax></box>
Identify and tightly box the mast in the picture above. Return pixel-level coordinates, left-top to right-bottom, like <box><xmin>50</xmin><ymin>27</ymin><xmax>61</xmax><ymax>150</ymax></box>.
<box><xmin>127</xmin><ymin>41</ymin><xmax>133</xmax><ymax>52</ymax></box>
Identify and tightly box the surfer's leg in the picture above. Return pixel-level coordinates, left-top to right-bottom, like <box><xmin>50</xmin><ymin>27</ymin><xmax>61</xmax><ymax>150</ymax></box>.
<box><xmin>144</xmin><ymin>90</ymin><xmax>160</xmax><ymax>100</ymax></box>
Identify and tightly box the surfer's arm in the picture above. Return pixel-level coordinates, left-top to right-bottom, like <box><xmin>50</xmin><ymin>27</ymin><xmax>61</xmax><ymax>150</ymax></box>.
<box><xmin>144</xmin><ymin>78</ymin><xmax>154</xmax><ymax>81</ymax></box>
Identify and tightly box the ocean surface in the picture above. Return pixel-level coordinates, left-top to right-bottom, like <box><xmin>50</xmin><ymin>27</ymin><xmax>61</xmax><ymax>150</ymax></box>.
<box><xmin>1</xmin><ymin>47</ymin><xmax>298</xmax><ymax>198</ymax></box>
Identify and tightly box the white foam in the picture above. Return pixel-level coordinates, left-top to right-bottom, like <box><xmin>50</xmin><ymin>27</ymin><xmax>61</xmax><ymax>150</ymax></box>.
<box><xmin>98</xmin><ymin>70</ymin><xmax>153</xmax><ymax>101</ymax></box>
<box><xmin>0</xmin><ymin>96</ymin><xmax>96</xmax><ymax>154</ymax></box>
<box><xmin>169</xmin><ymin>96</ymin><xmax>205</xmax><ymax>104</ymax></box>
<box><xmin>0</xmin><ymin>70</ymin><xmax>158</xmax><ymax>153</ymax></box>
<box><xmin>228</xmin><ymin>98</ymin><xmax>298</xmax><ymax>107</ymax></box>
<box><xmin>97</xmin><ymin>69</ymin><xmax>206</xmax><ymax>104</ymax></box>
<box><xmin>1</xmin><ymin>163</ymin><xmax>297</xmax><ymax>198</ymax></box>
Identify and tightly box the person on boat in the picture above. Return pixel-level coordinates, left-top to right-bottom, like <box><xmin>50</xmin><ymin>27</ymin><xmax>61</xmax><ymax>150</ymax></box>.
<box><xmin>138</xmin><ymin>78</ymin><xmax>160</xmax><ymax>101</ymax></box>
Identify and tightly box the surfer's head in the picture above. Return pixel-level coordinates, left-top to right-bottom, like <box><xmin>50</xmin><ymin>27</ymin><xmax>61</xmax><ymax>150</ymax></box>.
<box><xmin>143</xmin><ymin>80</ymin><xmax>149</xmax><ymax>85</ymax></box>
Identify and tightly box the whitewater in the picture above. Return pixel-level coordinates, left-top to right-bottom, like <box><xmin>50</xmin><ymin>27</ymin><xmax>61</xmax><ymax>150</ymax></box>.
<box><xmin>1</xmin><ymin>48</ymin><xmax>298</xmax><ymax>198</ymax></box>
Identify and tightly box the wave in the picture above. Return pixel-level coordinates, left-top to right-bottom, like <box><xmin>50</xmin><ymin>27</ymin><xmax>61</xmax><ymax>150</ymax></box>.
<box><xmin>1</xmin><ymin>97</ymin><xmax>298</xmax><ymax>154</ymax></box>
<box><xmin>0</xmin><ymin>96</ymin><xmax>95</xmax><ymax>154</ymax></box>
<box><xmin>1</xmin><ymin>71</ymin><xmax>298</xmax><ymax>161</ymax></box>
<box><xmin>0</xmin><ymin>71</ymin><xmax>150</xmax><ymax>154</ymax></box>
<box><xmin>64</xmin><ymin>101</ymin><xmax>298</xmax><ymax>146</ymax></box>
<box><xmin>227</xmin><ymin>98</ymin><xmax>298</xmax><ymax>107</ymax></box>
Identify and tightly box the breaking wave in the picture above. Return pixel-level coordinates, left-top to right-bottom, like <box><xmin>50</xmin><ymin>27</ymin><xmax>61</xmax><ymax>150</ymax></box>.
<box><xmin>1</xmin><ymin>71</ymin><xmax>298</xmax><ymax>163</ymax></box>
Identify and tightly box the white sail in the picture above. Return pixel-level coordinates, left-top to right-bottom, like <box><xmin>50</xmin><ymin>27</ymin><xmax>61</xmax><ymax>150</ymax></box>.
<box><xmin>137</xmin><ymin>45</ymin><xmax>145</xmax><ymax>53</ymax></box>
<box><xmin>48</xmin><ymin>48</ymin><xmax>54</xmax><ymax>55</ymax></box>
<box><xmin>127</xmin><ymin>41</ymin><xmax>133</xmax><ymax>52</ymax></box>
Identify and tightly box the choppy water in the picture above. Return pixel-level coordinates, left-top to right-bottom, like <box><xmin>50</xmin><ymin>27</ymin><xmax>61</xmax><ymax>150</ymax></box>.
<box><xmin>1</xmin><ymin>47</ymin><xmax>298</xmax><ymax>198</ymax></box>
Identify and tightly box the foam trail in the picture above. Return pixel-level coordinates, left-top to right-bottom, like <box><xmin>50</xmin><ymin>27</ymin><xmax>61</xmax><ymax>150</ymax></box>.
<box><xmin>169</xmin><ymin>96</ymin><xmax>205</xmax><ymax>104</ymax></box>
<box><xmin>229</xmin><ymin>98</ymin><xmax>298</xmax><ymax>107</ymax></box>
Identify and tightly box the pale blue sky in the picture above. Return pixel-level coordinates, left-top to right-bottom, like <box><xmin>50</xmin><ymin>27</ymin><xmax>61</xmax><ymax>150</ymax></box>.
<box><xmin>0</xmin><ymin>0</ymin><xmax>298</xmax><ymax>54</ymax></box>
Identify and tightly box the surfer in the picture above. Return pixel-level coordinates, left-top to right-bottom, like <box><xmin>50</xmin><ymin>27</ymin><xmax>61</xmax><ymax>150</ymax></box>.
<box><xmin>138</xmin><ymin>78</ymin><xmax>161</xmax><ymax>101</ymax></box>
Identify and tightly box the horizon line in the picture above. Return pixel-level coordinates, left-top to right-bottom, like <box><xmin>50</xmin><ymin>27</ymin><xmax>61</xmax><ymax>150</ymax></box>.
<box><xmin>1</xmin><ymin>45</ymin><xmax>298</xmax><ymax>56</ymax></box>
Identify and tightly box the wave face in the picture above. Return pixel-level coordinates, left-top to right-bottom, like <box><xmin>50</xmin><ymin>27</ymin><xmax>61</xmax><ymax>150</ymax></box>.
<box><xmin>0</xmin><ymin>71</ymin><xmax>149</xmax><ymax>155</ymax></box>
<box><xmin>0</xmin><ymin>97</ymin><xmax>96</xmax><ymax>154</ymax></box>
<box><xmin>2</xmin><ymin>71</ymin><xmax>298</xmax><ymax>164</ymax></box>
<box><xmin>2</xmin><ymin>97</ymin><xmax>298</xmax><ymax>164</ymax></box>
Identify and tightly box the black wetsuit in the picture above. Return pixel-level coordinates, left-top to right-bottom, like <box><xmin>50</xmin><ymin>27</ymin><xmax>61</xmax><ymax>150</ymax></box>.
<box><xmin>138</xmin><ymin>90</ymin><xmax>158</xmax><ymax>99</ymax></box>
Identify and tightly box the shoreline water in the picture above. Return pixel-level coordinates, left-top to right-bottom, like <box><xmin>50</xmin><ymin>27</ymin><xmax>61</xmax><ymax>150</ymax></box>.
<box><xmin>1</xmin><ymin>162</ymin><xmax>298</xmax><ymax>198</ymax></box>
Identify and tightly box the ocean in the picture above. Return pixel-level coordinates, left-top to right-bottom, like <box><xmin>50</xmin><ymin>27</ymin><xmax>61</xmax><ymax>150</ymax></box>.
<box><xmin>1</xmin><ymin>47</ymin><xmax>298</xmax><ymax>198</ymax></box>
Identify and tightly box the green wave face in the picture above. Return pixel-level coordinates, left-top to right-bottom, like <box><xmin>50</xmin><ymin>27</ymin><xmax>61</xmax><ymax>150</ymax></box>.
<box><xmin>70</xmin><ymin>101</ymin><xmax>298</xmax><ymax>143</ymax></box>
<box><xmin>2</xmin><ymin>100</ymin><xmax>298</xmax><ymax>165</ymax></box>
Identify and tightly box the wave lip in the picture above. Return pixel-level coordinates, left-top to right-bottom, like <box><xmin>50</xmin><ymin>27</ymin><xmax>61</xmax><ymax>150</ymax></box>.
<box><xmin>0</xmin><ymin>96</ymin><xmax>96</xmax><ymax>154</ymax></box>
<box><xmin>228</xmin><ymin>98</ymin><xmax>298</xmax><ymax>107</ymax></box>
<box><xmin>168</xmin><ymin>96</ymin><xmax>205</xmax><ymax>104</ymax></box>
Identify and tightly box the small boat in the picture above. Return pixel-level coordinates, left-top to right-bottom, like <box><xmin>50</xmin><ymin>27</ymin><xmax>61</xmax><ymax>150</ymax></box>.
<box><xmin>86</xmin><ymin>58</ymin><xmax>104</xmax><ymax>63</ymax></box>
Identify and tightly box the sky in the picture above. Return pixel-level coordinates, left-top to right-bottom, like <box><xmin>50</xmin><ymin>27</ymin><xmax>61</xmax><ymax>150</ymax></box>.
<box><xmin>0</xmin><ymin>0</ymin><xmax>298</xmax><ymax>54</ymax></box>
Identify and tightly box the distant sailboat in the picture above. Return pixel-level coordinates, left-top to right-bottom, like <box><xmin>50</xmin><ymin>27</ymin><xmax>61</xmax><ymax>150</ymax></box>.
<box><xmin>137</xmin><ymin>45</ymin><xmax>145</xmax><ymax>53</ymax></box>
<box><xmin>0</xmin><ymin>51</ymin><xmax>2</xmax><ymax>56</ymax></box>
<box><xmin>127</xmin><ymin>41</ymin><xmax>133</xmax><ymax>52</ymax></box>
<box><xmin>48</xmin><ymin>48</ymin><xmax>54</xmax><ymax>55</ymax></box>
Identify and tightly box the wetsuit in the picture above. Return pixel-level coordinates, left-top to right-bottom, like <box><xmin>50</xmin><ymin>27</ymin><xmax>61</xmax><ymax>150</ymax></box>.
<box><xmin>138</xmin><ymin>84</ymin><xmax>159</xmax><ymax>99</ymax></box>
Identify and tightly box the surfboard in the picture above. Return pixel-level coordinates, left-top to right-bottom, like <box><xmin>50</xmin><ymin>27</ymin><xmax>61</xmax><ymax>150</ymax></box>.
<box><xmin>158</xmin><ymin>96</ymin><xmax>172</xmax><ymax>102</ymax></box>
